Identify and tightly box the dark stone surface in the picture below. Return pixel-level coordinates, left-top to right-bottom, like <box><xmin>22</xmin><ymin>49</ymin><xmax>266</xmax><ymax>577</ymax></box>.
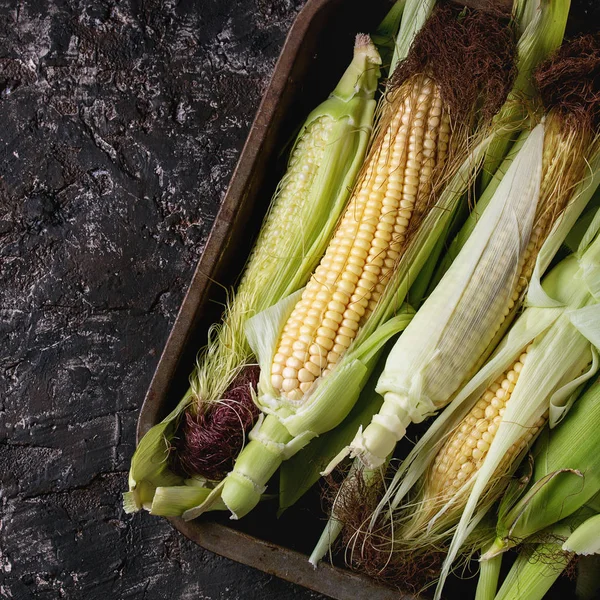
<box><xmin>0</xmin><ymin>1</ymin><xmax>324</xmax><ymax>598</ymax></box>
<box><xmin>3</xmin><ymin>1</ymin><xmax>600</xmax><ymax>599</ymax></box>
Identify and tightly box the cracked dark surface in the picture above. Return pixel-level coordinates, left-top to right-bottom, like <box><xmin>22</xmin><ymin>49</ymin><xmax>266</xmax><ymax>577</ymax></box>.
<box><xmin>0</xmin><ymin>1</ymin><xmax>325</xmax><ymax>598</ymax></box>
<box><xmin>3</xmin><ymin>1</ymin><xmax>600</xmax><ymax>599</ymax></box>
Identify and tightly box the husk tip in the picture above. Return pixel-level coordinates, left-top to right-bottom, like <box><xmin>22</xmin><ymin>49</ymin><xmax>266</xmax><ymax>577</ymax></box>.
<box><xmin>480</xmin><ymin>537</ymin><xmax>508</xmax><ymax>561</ymax></box>
<box><xmin>123</xmin><ymin>491</ymin><xmax>141</xmax><ymax>514</ymax></box>
<box><xmin>354</xmin><ymin>33</ymin><xmax>381</xmax><ymax>65</ymax></box>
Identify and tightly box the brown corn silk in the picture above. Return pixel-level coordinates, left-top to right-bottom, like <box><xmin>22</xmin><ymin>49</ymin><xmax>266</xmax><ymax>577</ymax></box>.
<box><xmin>269</xmin><ymin>2</ymin><xmax>515</xmax><ymax>404</ymax></box>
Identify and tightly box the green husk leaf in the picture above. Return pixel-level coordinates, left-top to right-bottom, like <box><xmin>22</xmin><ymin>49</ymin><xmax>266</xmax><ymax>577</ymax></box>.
<box><xmin>526</xmin><ymin>150</ymin><xmax>600</xmax><ymax>308</ymax></box>
<box><xmin>484</xmin><ymin>469</ymin><xmax>583</xmax><ymax>559</ymax></box>
<box><xmin>432</xmin><ymin>129</ymin><xmax>530</xmax><ymax>288</ymax></box>
<box><xmin>475</xmin><ymin>546</ymin><xmax>503</xmax><ymax>600</ymax></box>
<box><xmin>389</xmin><ymin>0</ymin><xmax>435</xmax><ymax>74</ymax></box>
<box><xmin>123</xmin><ymin>391</ymin><xmax>192</xmax><ymax>513</ymax></box>
<box><xmin>548</xmin><ymin>340</ymin><xmax>598</xmax><ymax>427</ymax></box>
<box><xmin>245</xmin><ymin>289</ymin><xmax>304</xmax><ymax>400</ymax></box>
<box><xmin>493</xmin><ymin>541</ymin><xmax>570</xmax><ymax>600</ymax></box>
<box><xmin>372</xmin><ymin>0</ymin><xmax>406</xmax><ymax>74</ymax></box>
<box><xmin>494</xmin><ymin>504</ymin><xmax>597</xmax><ymax>600</ymax></box>
<box><xmin>151</xmin><ymin>486</ymin><xmax>215</xmax><ymax>517</ymax></box>
<box><xmin>493</xmin><ymin>376</ymin><xmax>600</xmax><ymax>553</ymax></box>
<box><xmin>564</xmin><ymin>190</ymin><xmax>600</xmax><ymax>254</ymax></box>
<box><xmin>563</xmin><ymin>514</ymin><xmax>600</xmax><ymax>555</ymax></box>
<box><xmin>279</xmin><ymin>365</ymin><xmax>386</xmax><ymax>514</ymax></box>
<box><xmin>406</xmin><ymin>217</ymin><xmax>452</xmax><ymax>309</ymax></box>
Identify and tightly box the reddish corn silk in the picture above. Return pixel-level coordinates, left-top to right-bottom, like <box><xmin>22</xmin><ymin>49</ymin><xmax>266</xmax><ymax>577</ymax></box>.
<box><xmin>173</xmin><ymin>366</ymin><xmax>260</xmax><ymax>481</ymax></box>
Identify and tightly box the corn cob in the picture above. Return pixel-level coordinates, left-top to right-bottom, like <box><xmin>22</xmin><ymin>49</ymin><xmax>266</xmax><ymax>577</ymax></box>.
<box><xmin>123</xmin><ymin>35</ymin><xmax>382</xmax><ymax>514</ymax></box>
<box><xmin>426</xmin><ymin>348</ymin><xmax>544</xmax><ymax>505</ymax></box>
<box><xmin>343</xmin><ymin>33</ymin><xmax>600</xmax><ymax>579</ymax></box>
<box><xmin>271</xmin><ymin>74</ymin><xmax>450</xmax><ymax>401</ymax></box>
<box><xmin>479</xmin><ymin>381</ymin><xmax>600</xmax><ymax>600</ymax></box>
<box><xmin>186</xmin><ymin>3</ymin><xmax>517</xmax><ymax>521</ymax></box>
<box><xmin>409</xmin><ymin>343</ymin><xmax>573</xmax><ymax>539</ymax></box>
<box><xmin>374</xmin><ymin>209</ymin><xmax>600</xmax><ymax>600</ymax></box>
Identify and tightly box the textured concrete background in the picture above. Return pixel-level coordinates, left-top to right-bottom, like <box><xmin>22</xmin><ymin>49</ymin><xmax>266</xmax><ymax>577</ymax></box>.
<box><xmin>0</xmin><ymin>1</ymin><xmax>325</xmax><ymax>598</ymax></box>
<box><xmin>2</xmin><ymin>1</ymin><xmax>599</xmax><ymax>599</ymax></box>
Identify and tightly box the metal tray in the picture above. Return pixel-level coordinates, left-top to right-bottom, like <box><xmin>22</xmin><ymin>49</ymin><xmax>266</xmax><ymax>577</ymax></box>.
<box><xmin>136</xmin><ymin>1</ymin><xmax>454</xmax><ymax>598</ymax></box>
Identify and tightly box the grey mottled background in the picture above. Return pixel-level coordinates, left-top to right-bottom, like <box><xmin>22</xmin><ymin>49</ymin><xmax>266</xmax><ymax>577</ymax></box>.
<box><xmin>2</xmin><ymin>1</ymin><xmax>600</xmax><ymax>599</ymax></box>
<box><xmin>0</xmin><ymin>1</ymin><xmax>325</xmax><ymax>598</ymax></box>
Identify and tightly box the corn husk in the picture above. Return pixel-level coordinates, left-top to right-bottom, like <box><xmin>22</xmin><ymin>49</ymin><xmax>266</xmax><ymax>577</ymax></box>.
<box><xmin>491</xmin><ymin>502</ymin><xmax>599</xmax><ymax>600</ymax></box>
<box><xmin>123</xmin><ymin>35</ymin><xmax>382</xmax><ymax>514</ymax></box>
<box><xmin>563</xmin><ymin>513</ymin><xmax>600</xmax><ymax>555</ymax></box>
<box><xmin>372</xmin><ymin>0</ymin><xmax>407</xmax><ymax>74</ymax></box>
<box><xmin>389</xmin><ymin>0</ymin><xmax>435</xmax><ymax>73</ymax></box>
<box><xmin>475</xmin><ymin>548</ymin><xmax>503</xmax><ymax>600</ymax></box>
<box><xmin>486</xmin><ymin>378</ymin><xmax>600</xmax><ymax>557</ymax></box>
<box><xmin>380</xmin><ymin>210</ymin><xmax>600</xmax><ymax>600</ymax></box>
<box><xmin>279</xmin><ymin>360</ymin><xmax>387</xmax><ymax>515</ymax></box>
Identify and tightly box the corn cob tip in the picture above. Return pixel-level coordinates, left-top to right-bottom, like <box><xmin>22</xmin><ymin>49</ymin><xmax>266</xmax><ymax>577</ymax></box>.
<box><xmin>354</xmin><ymin>33</ymin><xmax>381</xmax><ymax>65</ymax></box>
<box><xmin>172</xmin><ymin>365</ymin><xmax>260</xmax><ymax>481</ymax></box>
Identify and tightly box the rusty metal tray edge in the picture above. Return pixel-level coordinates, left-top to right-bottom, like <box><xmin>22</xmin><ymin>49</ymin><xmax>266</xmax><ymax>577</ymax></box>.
<box><xmin>136</xmin><ymin>1</ymin><xmax>414</xmax><ymax>598</ymax></box>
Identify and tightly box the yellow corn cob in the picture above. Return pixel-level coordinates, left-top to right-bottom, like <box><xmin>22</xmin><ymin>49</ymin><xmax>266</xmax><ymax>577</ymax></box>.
<box><xmin>271</xmin><ymin>75</ymin><xmax>451</xmax><ymax>401</ymax></box>
<box><xmin>240</xmin><ymin>116</ymin><xmax>335</xmax><ymax>297</ymax></box>
<box><xmin>411</xmin><ymin>341</ymin><xmax>588</xmax><ymax>538</ymax></box>
<box><xmin>425</xmin><ymin>346</ymin><xmax>545</xmax><ymax>507</ymax></box>
<box><xmin>471</xmin><ymin>112</ymin><xmax>593</xmax><ymax>373</ymax></box>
